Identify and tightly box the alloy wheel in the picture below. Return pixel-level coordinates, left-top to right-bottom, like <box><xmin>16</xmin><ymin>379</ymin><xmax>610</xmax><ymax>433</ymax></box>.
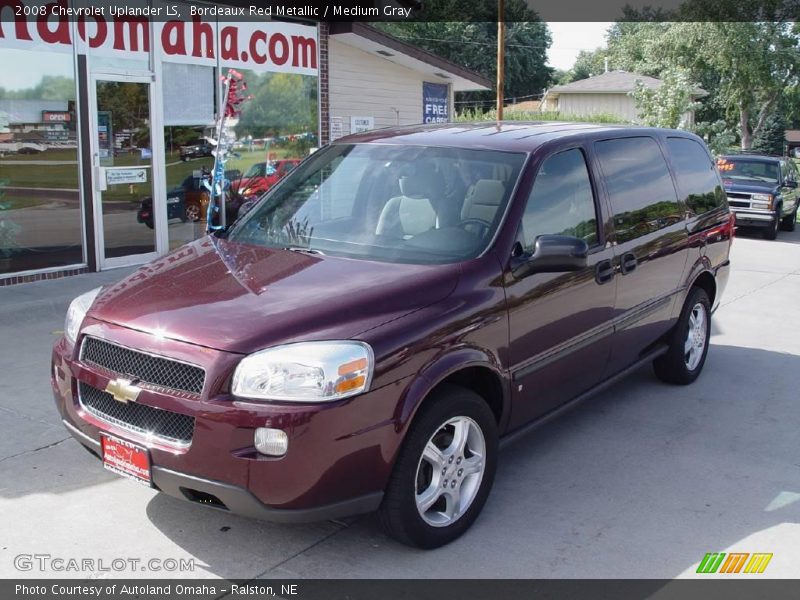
<box><xmin>414</xmin><ymin>416</ymin><xmax>486</xmax><ymax>527</ymax></box>
<box><xmin>185</xmin><ymin>204</ymin><xmax>201</xmax><ymax>222</ymax></box>
<box><xmin>684</xmin><ymin>302</ymin><xmax>708</xmax><ymax>371</ymax></box>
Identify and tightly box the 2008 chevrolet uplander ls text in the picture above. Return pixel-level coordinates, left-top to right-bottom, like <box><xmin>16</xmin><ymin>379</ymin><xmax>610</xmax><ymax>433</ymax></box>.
<box><xmin>52</xmin><ymin>123</ymin><xmax>733</xmax><ymax>548</ymax></box>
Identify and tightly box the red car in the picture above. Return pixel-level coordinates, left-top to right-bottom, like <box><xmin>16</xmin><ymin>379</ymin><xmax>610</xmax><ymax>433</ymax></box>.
<box><xmin>235</xmin><ymin>158</ymin><xmax>301</xmax><ymax>199</ymax></box>
<box><xmin>52</xmin><ymin>123</ymin><xmax>731</xmax><ymax>548</ymax></box>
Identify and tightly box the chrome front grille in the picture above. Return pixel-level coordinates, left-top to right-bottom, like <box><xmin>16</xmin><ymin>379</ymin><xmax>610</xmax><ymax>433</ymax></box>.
<box><xmin>80</xmin><ymin>336</ymin><xmax>205</xmax><ymax>396</ymax></box>
<box><xmin>79</xmin><ymin>382</ymin><xmax>195</xmax><ymax>446</ymax></box>
<box><xmin>728</xmin><ymin>200</ymin><xmax>750</xmax><ymax>208</ymax></box>
<box><xmin>726</xmin><ymin>192</ymin><xmax>752</xmax><ymax>200</ymax></box>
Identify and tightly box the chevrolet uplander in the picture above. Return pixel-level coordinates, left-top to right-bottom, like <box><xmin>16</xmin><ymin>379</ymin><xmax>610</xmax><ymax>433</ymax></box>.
<box><xmin>52</xmin><ymin>123</ymin><xmax>733</xmax><ymax>548</ymax></box>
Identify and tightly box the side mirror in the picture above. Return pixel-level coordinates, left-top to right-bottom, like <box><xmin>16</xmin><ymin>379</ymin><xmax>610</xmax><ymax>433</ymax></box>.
<box><xmin>784</xmin><ymin>180</ymin><xmax>798</xmax><ymax>189</ymax></box>
<box><xmin>512</xmin><ymin>235</ymin><xmax>589</xmax><ymax>279</ymax></box>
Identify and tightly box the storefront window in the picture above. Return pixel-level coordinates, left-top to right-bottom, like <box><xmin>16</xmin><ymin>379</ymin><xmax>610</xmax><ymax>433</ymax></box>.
<box><xmin>162</xmin><ymin>62</ymin><xmax>218</xmax><ymax>250</ymax></box>
<box><xmin>164</xmin><ymin>65</ymin><xmax>319</xmax><ymax>250</ymax></box>
<box><xmin>0</xmin><ymin>48</ymin><xmax>83</xmax><ymax>275</ymax></box>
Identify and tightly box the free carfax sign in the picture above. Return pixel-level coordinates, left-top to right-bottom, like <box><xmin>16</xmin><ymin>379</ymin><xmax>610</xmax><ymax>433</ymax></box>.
<box><xmin>423</xmin><ymin>82</ymin><xmax>449</xmax><ymax>124</ymax></box>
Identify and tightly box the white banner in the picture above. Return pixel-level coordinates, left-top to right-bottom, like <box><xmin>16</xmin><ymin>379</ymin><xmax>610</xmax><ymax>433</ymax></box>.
<box><xmin>0</xmin><ymin>0</ymin><xmax>319</xmax><ymax>76</ymax></box>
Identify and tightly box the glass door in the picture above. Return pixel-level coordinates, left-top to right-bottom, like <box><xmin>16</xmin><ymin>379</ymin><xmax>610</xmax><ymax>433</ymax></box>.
<box><xmin>91</xmin><ymin>75</ymin><xmax>159</xmax><ymax>269</ymax></box>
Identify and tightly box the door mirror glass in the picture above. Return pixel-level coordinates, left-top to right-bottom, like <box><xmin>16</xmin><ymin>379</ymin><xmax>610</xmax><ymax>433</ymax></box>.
<box><xmin>513</xmin><ymin>235</ymin><xmax>589</xmax><ymax>278</ymax></box>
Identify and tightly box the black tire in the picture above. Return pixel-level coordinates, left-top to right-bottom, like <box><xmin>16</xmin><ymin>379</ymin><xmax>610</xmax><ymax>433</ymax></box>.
<box><xmin>780</xmin><ymin>207</ymin><xmax>797</xmax><ymax>232</ymax></box>
<box><xmin>378</xmin><ymin>385</ymin><xmax>498</xmax><ymax>549</ymax></box>
<box><xmin>763</xmin><ymin>211</ymin><xmax>780</xmax><ymax>239</ymax></box>
<box><xmin>654</xmin><ymin>287</ymin><xmax>711</xmax><ymax>385</ymax></box>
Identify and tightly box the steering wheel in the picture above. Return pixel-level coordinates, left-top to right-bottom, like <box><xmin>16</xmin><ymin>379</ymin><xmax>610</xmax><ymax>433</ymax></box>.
<box><xmin>459</xmin><ymin>217</ymin><xmax>492</xmax><ymax>238</ymax></box>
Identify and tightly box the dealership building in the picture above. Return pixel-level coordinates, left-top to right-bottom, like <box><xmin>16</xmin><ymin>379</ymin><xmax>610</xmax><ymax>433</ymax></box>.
<box><xmin>0</xmin><ymin>2</ymin><xmax>489</xmax><ymax>284</ymax></box>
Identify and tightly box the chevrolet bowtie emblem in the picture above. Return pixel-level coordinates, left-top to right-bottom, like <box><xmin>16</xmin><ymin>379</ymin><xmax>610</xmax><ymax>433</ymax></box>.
<box><xmin>104</xmin><ymin>378</ymin><xmax>142</xmax><ymax>403</ymax></box>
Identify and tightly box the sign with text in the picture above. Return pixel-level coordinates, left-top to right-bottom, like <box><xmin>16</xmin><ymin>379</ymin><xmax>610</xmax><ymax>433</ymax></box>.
<box><xmin>330</xmin><ymin>117</ymin><xmax>343</xmax><ymax>141</ymax></box>
<box><xmin>42</xmin><ymin>111</ymin><xmax>71</xmax><ymax>123</ymax></box>
<box><xmin>350</xmin><ymin>116</ymin><xmax>374</xmax><ymax>134</ymax></box>
<box><xmin>422</xmin><ymin>81</ymin><xmax>450</xmax><ymax>123</ymax></box>
<box><xmin>106</xmin><ymin>167</ymin><xmax>148</xmax><ymax>185</ymax></box>
<box><xmin>423</xmin><ymin>82</ymin><xmax>449</xmax><ymax>123</ymax></box>
<box><xmin>0</xmin><ymin>0</ymin><xmax>318</xmax><ymax>76</ymax></box>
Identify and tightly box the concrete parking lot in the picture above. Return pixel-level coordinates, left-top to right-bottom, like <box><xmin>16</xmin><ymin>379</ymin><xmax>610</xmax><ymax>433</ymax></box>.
<box><xmin>2</xmin><ymin>228</ymin><xmax>799</xmax><ymax>580</ymax></box>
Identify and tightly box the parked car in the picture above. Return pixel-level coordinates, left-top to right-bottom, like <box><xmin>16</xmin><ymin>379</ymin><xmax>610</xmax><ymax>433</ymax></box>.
<box><xmin>136</xmin><ymin>169</ymin><xmax>245</xmax><ymax>228</ymax></box>
<box><xmin>179</xmin><ymin>140</ymin><xmax>213</xmax><ymax>161</ymax></box>
<box><xmin>717</xmin><ymin>154</ymin><xmax>799</xmax><ymax>239</ymax></box>
<box><xmin>53</xmin><ymin>123</ymin><xmax>732</xmax><ymax>549</ymax></box>
<box><xmin>235</xmin><ymin>158</ymin><xmax>301</xmax><ymax>199</ymax></box>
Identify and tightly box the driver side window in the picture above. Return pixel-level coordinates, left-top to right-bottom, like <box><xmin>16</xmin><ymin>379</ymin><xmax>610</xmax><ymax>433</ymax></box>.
<box><xmin>521</xmin><ymin>148</ymin><xmax>599</xmax><ymax>250</ymax></box>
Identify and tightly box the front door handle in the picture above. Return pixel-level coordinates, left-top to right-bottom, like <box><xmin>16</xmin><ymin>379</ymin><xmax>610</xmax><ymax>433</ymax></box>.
<box><xmin>595</xmin><ymin>259</ymin><xmax>614</xmax><ymax>285</ymax></box>
<box><xmin>620</xmin><ymin>252</ymin><xmax>637</xmax><ymax>275</ymax></box>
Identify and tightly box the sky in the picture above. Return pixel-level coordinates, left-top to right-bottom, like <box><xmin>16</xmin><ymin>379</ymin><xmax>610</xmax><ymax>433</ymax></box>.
<box><xmin>547</xmin><ymin>22</ymin><xmax>614</xmax><ymax>71</ymax></box>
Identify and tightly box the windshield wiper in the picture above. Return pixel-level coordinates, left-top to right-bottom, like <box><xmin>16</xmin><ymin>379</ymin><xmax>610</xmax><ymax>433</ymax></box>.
<box><xmin>284</xmin><ymin>246</ymin><xmax>325</xmax><ymax>256</ymax></box>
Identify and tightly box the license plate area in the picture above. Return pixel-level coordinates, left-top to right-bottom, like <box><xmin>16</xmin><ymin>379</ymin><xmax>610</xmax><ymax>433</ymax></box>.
<box><xmin>101</xmin><ymin>434</ymin><xmax>151</xmax><ymax>486</ymax></box>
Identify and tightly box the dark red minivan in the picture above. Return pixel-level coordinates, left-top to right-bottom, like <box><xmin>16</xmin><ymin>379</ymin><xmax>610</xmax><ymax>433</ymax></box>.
<box><xmin>52</xmin><ymin>123</ymin><xmax>732</xmax><ymax>548</ymax></box>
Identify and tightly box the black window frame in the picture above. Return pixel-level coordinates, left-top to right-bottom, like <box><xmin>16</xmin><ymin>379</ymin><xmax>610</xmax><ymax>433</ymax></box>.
<box><xmin>515</xmin><ymin>144</ymin><xmax>604</xmax><ymax>253</ymax></box>
<box><xmin>593</xmin><ymin>135</ymin><xmax>682</xmax><ymax>244</ymax></box>
<box><xmin>665</xmin><ymin>135</ymin><xmax>726</xmax><ymax>217</ymax></box>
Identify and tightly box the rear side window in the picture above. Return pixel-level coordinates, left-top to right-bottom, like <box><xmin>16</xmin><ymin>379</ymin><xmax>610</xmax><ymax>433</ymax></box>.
<box><xmin>521</xmin><ymin>148</ymin><xmax>599</xmax><ymax>249</ymax></box>
<box><xmin>666</xmin><ymin>137</ymin><xmax>725</xmax><ymax>216</ymax></box>
<box><xmin>595</xmin><ymin>137</ymin><xmax>680</xmax><ymax>243</ymax></box>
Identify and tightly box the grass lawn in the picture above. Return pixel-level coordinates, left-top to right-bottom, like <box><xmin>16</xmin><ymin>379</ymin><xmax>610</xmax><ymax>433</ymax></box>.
<box><xmin>0</xmin><ymin>148</ymin><xmax>299</xmax><ymax>195</ymax></box>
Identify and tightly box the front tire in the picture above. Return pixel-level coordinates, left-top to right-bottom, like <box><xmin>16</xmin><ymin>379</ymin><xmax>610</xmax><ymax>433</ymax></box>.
<box><xmin>763</xmin><ymin>211</ymin><xmax>780</xmax><ymax>239</ymax></box>
<box><xmin>653</xmin><ymin>287</ymin><xmax>711</xmax><ymax>385</ymax></box>
<box><xmin>780</xmin><ymin>207</ymin><xmax>797</xmax><ymax>232</ymax></box>
<box><xmin>378</xmin><ymin>385</ymin><xmax>498</xmax><ymax>549</ymax></box>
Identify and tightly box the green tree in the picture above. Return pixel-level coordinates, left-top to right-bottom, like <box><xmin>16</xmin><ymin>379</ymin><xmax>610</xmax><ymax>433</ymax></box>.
<box><xmin>631</xmin><ymin>67</ymin><xmax>701</xmax><ymax>128</ymax></box>
<box><xmin>95</xmin><ymin>81</ymin><xmax>150</xmax><ymax>149</ymax></box>
<box><xmin>606</xmin><ymin>18</ymin><xmax>800</xmax><ymax>149</ymax></box>
<box><xmin>568</xmin><ymin>48</ymin><xmax>609</xmax><ymax>82</ymax></box>
<box><xmin>376</xmin><ymin>0</ymin><xmax>553</xmax><ymax>112</ymax></box>
<box><xmin>752</xmin><ymin>111</ymin><xmax>787</xmax><ymax>155</ymax></box>
<box><xmin>0</xmin><ymin>76</ymin><xmax>75</xmax><ymax>101</ymax></box>
<box><xmin>236</xmin><ymin>73</ymin><xmax>317</xmax><ymax>138</ymax></box>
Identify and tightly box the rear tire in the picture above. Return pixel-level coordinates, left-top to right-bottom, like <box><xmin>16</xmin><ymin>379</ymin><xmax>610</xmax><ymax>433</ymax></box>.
<box><xmin>654</xmin><ymin>287</ymin><xmax>711</xmax><ymax>385</ymax></box>
<box><xmin>378</xmin><ymin>385</ymin><xmax>498</xmax><ymax>549</ymax></box>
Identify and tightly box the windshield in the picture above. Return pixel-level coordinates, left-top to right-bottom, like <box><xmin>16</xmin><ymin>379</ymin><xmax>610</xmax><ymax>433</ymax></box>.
<box><xmin>717</xmin><ymin>157</ymin><xmax>780</xmax><ymax>183</ymax></box>
<box><xmin>227</xmin><ymin>144</ymin><xmax>526</xmax><ymax>264</ymax></box>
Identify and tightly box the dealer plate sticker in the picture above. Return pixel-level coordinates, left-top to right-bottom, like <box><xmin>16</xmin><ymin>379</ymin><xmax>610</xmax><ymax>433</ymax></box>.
<box><xmin>101</xmin><ymin>435</ymin><xmax>151</xmax><ymax>486</ymax></box>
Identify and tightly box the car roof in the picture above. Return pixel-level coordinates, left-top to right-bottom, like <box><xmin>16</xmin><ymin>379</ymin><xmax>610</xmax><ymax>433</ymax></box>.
<box><xmin>335</xmin><ymin>121</ymin><xmax>699</xmax><ymax>153</ymax></box>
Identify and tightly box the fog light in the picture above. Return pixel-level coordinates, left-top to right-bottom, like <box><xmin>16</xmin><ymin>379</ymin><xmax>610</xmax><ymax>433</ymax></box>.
<box><xmin>254</xmin><ymin>428</ymin><xmax>288</xmax><ymax>456</ymax></box>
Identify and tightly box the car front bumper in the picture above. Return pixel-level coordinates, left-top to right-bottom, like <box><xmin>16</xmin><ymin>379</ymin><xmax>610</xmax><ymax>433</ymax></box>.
<box><xmin>52</xmin><ymin>321</ymin><xmax>404</xmax><ymax>522</ymax></box>
<box><xmin>730</xmin><ymin>208</ymin><xmax>776</xmax><ymax>227</ymax></box>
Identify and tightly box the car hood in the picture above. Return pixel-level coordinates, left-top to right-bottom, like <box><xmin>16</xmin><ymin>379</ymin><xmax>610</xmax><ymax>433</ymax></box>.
<box><xmin>88</xmin><ymin>237</ymin><xmax>460</xmax><ymax>354</ymax></box>
<box><xmin>722</xmin><ymin>180</ymin><xmax>780</xmax><ymax>194</ymax></box>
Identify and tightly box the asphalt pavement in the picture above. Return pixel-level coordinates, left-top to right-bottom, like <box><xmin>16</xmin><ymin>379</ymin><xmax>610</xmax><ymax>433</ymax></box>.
<box><xmin>1</xmin><ymin>227</ymin><xmax>799</xmax><ymax>580</ymax></box>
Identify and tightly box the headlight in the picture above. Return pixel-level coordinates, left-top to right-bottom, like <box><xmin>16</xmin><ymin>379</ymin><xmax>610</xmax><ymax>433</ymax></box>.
<box><xmin>232</xmin><ymin>341</ymin><xmax>374</xmax><ymax>402</ymax></box>
<box><xmin>751</xmin><ymin>193</ymin><xmax>773</xmax><ymax>208</ymax></box>
<box><xmin>64</xmin><ymin>287</ymin><xmax>102</xmax><ymax>344</ymax></box>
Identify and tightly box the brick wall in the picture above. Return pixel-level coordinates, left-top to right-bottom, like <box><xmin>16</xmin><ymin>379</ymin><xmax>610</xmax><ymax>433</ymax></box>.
<box><xmin>319</xmin><ymin>22</ymin><xmax>330</xmax><ymax>146</ymax></box>
<box><xmin>0</xmin><ymin>267</ymin><xmax>89</xmax><ymax>287</ymax></box>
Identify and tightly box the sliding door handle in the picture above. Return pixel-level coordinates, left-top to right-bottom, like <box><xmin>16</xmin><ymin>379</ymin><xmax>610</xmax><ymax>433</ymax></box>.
<box><xmin>620</xmin><ymin>252</ymin><xmax>637</xmax><ymax>275</ymax></box>
<box><xmin>595</xmin><ymin>259</ymin><xmax>614</xmax><ymax>285</ymax></box>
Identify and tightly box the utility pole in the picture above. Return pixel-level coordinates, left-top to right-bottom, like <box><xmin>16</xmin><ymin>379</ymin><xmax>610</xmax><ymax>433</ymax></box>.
<box><xmin>496</xmin><ymin>0</ymin><xmax>505</xmax><ymax>123</ymax></box>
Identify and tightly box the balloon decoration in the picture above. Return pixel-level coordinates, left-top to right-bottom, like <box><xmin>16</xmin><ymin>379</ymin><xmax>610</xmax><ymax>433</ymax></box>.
<box><xmin>203</xmin><ymin>69</ymin><xmax>252</xmax><ymax>232</ymax></box>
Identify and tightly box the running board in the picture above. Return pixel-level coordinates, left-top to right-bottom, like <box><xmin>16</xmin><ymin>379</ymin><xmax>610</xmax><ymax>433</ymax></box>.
<box><xmin>499</xmin><ymin>344</ymin><xmax>669</xmax><ymax>450</ymax></box>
